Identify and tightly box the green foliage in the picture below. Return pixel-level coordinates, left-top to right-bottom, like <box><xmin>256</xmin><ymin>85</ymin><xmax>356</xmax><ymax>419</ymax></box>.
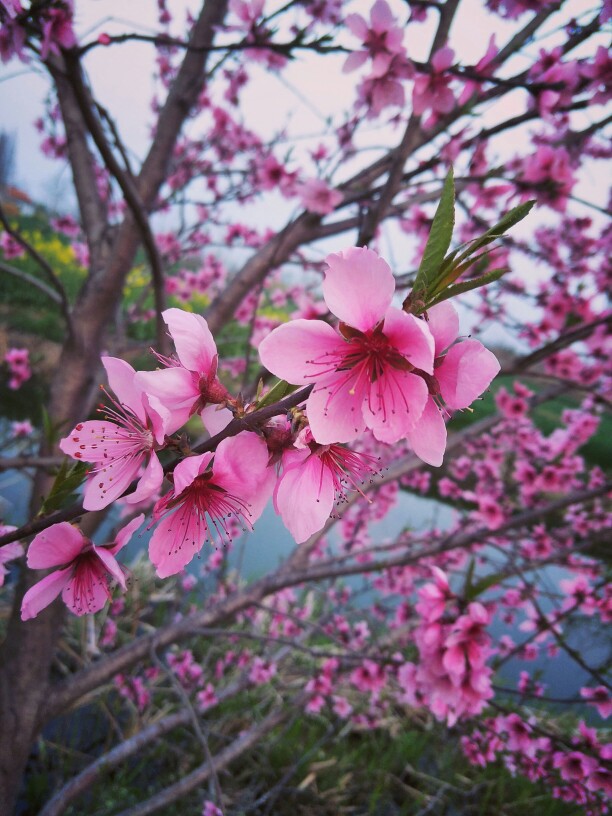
<box><xmin>38</xmin><ymin>458</ymin><xmax>88</xmax><ymax>516</ymax></box>
<box><xmin>405</xmin><ymin>169</ymin><xmax>535</xmax><ymax>315</ymax></box>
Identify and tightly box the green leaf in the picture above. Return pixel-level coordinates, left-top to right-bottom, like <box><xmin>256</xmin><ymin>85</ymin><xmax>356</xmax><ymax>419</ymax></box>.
<box><xmin>255</xmin><ymin>379</ymin><xmax>300</xmax><ymax>410</ymax></box>
<box><xmin>466</xmin><ymin>570</ymin><xmax>507</xmax><ymax>601</ymax></box>
<box><xmin>425</xmin><ymin>268</ymin><xmax>507</xmax><ymax>309</ymax></box>
<box><xmin>454</xmin><ymin>201</ymin><xmax>535</xmax><ymax>266</ymax></box>
<box><xmin>412</xmin><ymin>168</ymin><xmax>455</xmax><ymax>300</ymax></box>
<box><xmin>38</xmin><ymin>460</ymin><xmax>89</xmax><ymax>516</ymax></box>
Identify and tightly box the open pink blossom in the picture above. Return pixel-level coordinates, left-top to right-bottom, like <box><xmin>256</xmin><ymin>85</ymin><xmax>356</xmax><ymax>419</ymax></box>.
<box><xmin>298</xmin><ymin>178</ymin><xmax>343</xmax><ymax>215</ymax></box>
<box><xmin>149</xmin><ymin>432</ymin><xmax>275</xmax><ymax>577</ymax></box>
<box><xmin>274</xmin><ymin>428</ymin><xmax>381</xmax><ymax>542</ymax></box>
<box><xmin>60</xmin><ymin>357</ymin><xmax>170</xmax><ymax>510</ymax></box>
<box><xmin>405</xmin><ymin>301</ymin><xmax>500</xmax><ymax>466</ymax></box>
<box><xmin>0</xmin><ymin>537</ymin><xmax>22</xmax><ymax>586</ymax></box>
<box><xmin>135</xmin><ymin>308</ymin><xmax>231</xmax><ymax>434</ymax></box>
<box><xmin>259</xmin><ymin>247</ymin><xmax>434</xmax><ymax>447</ymax></box>
<box><xmin>21</xmin><ymin>516</ymin><xmax>143</xmax><ymax>620</ymax></box>
<box><xmin>343</xmin><ymin>0</ymin><xmax>406</xmax><ymax>76</ymax></box>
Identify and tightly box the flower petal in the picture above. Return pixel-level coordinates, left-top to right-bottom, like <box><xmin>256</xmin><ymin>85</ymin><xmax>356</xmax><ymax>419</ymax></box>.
<box><xmin>323</xmin><ymin>247</ymin><xmax>395</xmax><ymax>332</ymax></box>
<box><xmin>109</xmin><ymin>514</ymin><xmax>145</xmax><ymax>555</ymax></box>
<box><xmin>275</xmin><ymin>455</ymin><xmax>335</xmax><ymax>542</ymax></box>
<box><xmin>201</xmin><ymin>404</ymin><xmax>233</xmax><ymax>436</ymax></box>
<box><xmin>306</xmin><ymin>373</ymin><xmax>367</xmax><ymax>444</ymax></box>
<box><xmin>149</xmin><ymin>501</ymin><xmax>208</xmax><ymax>578</ymax></box>
<box><xmin>213</xmin><ymin>432</ymin><xmax>275</xmax><ymax>523</ymax></box>
<box><xmin>173</xmin><ymin>452</ymin><xmax>213</xmax><ymax>496</ymax></box>
<box><xmin>135</xmin><ymin>367</ymin><xmax>198</xmax><ymax>434</ymax></box>
<box><xmin>27</xmin><ymin>522</ymin><xmax>84</xmax><ymax>569</ymax></box>
<box><xmin>364</xmin><ymin>369</ymin><xmax>428</xmax><ymax>443</ymax></box>
<box><xmin>163</xmin><ymin>308</ymin><xmax>217</xmax><ymax>374</ymax></box>
<box><xmin>94</xmin><ymin>545</ymin><xmax>126</xmax><ymax>590</ymax></box>
<box><xmin>21</xmin><ymin>566</ymin><xmax>73</xmax><ymax>620</ymax></box>
<box><xmin>102</xmin><ymin>356</ymin><xmax>145</xmax><ymax>423</ymax></box>
<box><xmin>406</xmin><ymin>397</ymin><xmax>447</xmax><ymax>466</ymax></box>
<box><xmin>437</xmin><ymin>340</ymin><xmax>500</xmax><ymax>410</ymax></box>
<box><xmin>426</xmin><ymin>302</ymin><xmax>459</xmax><ymax>356</ymax></box>
<box><xmin>382</xmin><ymin>307</ymin><xmax>435</xmax><ymax>373</ymax></box>
<box><xmin>125</xmin><ymin>453</ymin><xmax>164</xmax><ymax>506</ymax></box>
<box><xmin>82</xmin><ymin>454</ymin><xmax>143</xmax><ymax>511</ymax></box>
<box><xmin>258</xmin><ymin>319</ymin><xmax>342</xmax><ymax>385</ymax></box>
<box><xmin>62</xmin><ymin>559</ymin><xmax>111</xmax><ymax>615</ymax></box>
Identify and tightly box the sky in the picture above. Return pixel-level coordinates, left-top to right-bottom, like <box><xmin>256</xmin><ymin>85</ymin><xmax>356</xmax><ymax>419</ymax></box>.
<box><xmin>0</xmin><ymin>0</ymin><xmax>604</xmax><ymax>205</ymax></box>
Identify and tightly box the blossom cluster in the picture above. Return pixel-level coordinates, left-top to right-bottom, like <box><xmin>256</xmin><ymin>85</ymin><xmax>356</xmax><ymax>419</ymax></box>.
<box><xmin>15</xmin><ymin>246</ymin><xmax>499</xmax><ymax>619</ymax></box>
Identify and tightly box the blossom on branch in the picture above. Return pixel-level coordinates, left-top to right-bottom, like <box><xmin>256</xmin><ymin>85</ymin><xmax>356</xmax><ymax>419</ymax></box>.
<box><xmin>135</xmin><ymin>308</ymin><xmax>233</xmax><ymax>434</ymax></box>
<box><xmin>60</xmin><ymin>357</ymin><xmax>170</xmax><ymax>510</ymax></box>
<box><xmin>21</xmin><ymin>516</ymin><xmax>143</xmax><ymax>620</ymax></box>
<box><xmin>148</xmin><ymin>432</ymin><xmax>275</xmax><ymax>577</ymax></box>
<box><xmin>259</xmin><ymin>246</ymin><xmax>434</xmax><ymax>448</ymax></box>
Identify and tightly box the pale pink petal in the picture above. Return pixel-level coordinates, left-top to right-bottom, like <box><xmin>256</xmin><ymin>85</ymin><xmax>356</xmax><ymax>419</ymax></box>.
<box><xmin>62</xmin><ymin>559</ymin><xmax>111</xmax><ymax>615</ymax></box>
<box><xmin>370</xmin><ymin>0</ymin><xmax>394</xmax><ymax>30</ymax></box>
<box><xmin>382</xmin><ymin>307</ymin><xmax>435</xmax><ymax>373</ymax></box>
<box><xmin>125</xmin><ymin>453</ymin><xmax>164</xmax><ymax>505</ymax></box>
<box><xmin>149</xmin><ymin>501</ymin><xmax>208</xmax><ymax>578</ymax></box>
<box><xmin>343</xmin><ymin>50</ymin><xmax>368</xmax><ymax>73</ymax></box>
<box><xmin>275</xmin><ymin>455</ymin><xmax>335</xmax><ymax>542</ymax></box>
<box><xmin>163</xmin><ymin>308</ymin><xmax>217</xmax><ymax>374</ymax></box>
<box><xmin>371</xmin><ymin>51</ymin><xmax>393</xmax><ymax>78</ymax></box>
<box><xmin>432</xmin><ymin>45</ymin><xmax>454</xmax><ymax>72</ymax></box>
<box><xmin>213</xmin><ymin>432</ymin><xmax>275</xmax><ymax>523</ymax></box>
<box><xmin>109</xmin><ymin>514</ymin><xmax>145</xmax><ymax>555</ymax></box>
<box><xmin>406</xmin><ymin>397</ymin><xmax>447</xmax><ymax>466</ymax></box>
<box><xmin>27</xmin><ymin>523</ymin><xmax>84</xmax><ymax>569</ymax></box>
<box><xmin>345</xmin><ymin>12</ymin><xmax>368</xmax><ymax>39</ymax></box>
<box><xmin>94</xmin><ymin>546</ymin><xmax>126</xmax><ymax>590</ymax></box>
<box><xmin>364</xmin><ymin>370</ymin><xmax>428</xmax><ymax>443</ymax></box>
<box><xmin>60</xmin><ymin>420</ymin><xmax>125</xmax><ymax>463</ymax></box>
<box><xmin>173</xmin><ymin>452</ymin><xmax>213</xmax><ymax>496</ymax></box>
<box><xmin>306</xmin><ymin>373</ymin><xmax>367</xmax><ymax>444</ymax></box>
<box><xmin>143</xmin><ymin>393</ymin><xmax>172</xmax><ymax>445</ymax></box>
<box><xmin>323</xmin><ymin>247</ymin><xmax>395</xmax><ymax>332</ymax></box>
<box><xmin>0</xmin><ymin>541</ymin><xmax>24</xmax><ymax>563</ymax></box>
<box><xmin>437</xmin><ymin>340</ymin><xmax>500</xmax><ymax>410</ymax></box>
<box><xmin>201</xmin><ymin>404</ymin><xmax>233</xmax><ymax>436</ymax></box>
<box><xmin>82</xmin><ymin>454</ymin><xmax>143</xmax><ymax>511</ymax></box>
<box><xmin>258</xmin><ymin>319</ymin><xmax>342</xmax><ymax>385</ymax></box>
<box><xmin>426</xmin><ymin>302</ymin><xmax>459</xmax><ymax>356</ymax></box>
<box><xmin>102</xmin><ymin>357</ymin><xmax>144</xmax><ymax>423</ymax></box>
<box><xmin>135</xmin><ymin>367</ymin><xmax>198</xmax><ymax>433</ymax></box>
<box><xmin>21</xmin><ymin>566</ymin><xmax>73</xmax><ymax>620</ymax></box>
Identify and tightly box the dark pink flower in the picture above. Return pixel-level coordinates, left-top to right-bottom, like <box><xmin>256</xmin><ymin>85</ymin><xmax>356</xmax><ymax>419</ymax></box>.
<box><xmin>135</xmin><ymin>308</ymin><xmax>232</xmax><ymax>434</ymax></box>
<box><xmin>60</xmin><ymin>357</ymin><xmax>170</xmax><ymax>510</ymax></box>
<box><xmin>274</xmin><ymin>428</ymin><xmax>381</xmax><ymax>542</ymax></box>
<box><xmin>21</xmin><ymin>516</ymin><xmax>143</xmax><ymax>619</ymax></box>
<box><xmin>259</xmin><ymin>247</ymin><xmax>434</xmax><ymax>448</ymax></box>
<box><xmin>148</xmin><ymin>432</ymin><xmax>274</xmax><ymax>577</ymax></box>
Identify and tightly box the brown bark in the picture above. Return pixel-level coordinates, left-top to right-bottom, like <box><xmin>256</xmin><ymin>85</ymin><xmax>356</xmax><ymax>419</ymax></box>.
<box><xmin>0</xmin><ymin>2</ymin><xmax>229</xmax><ymax>811</ymax></box>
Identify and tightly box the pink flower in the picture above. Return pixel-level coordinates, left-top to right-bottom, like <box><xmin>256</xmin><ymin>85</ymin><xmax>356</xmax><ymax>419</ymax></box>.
<box><xmin>298</xmin><ymin>178</ymin><xmax>343</xmax><ymax>215</ymax></box>
<box><xmin>21</xmin><ymin>516</ymin><xmax>143</xmax><ymax>620</ymax></box>
<box><xmin>0</xmin><ymin>231</ymin><xmax>25</xmax><ymax>259</ymax></box>
<box><xmin>344</xmin><ymin>0</ymin><xmax>406</xmax><ymax>76</ymax></box>
<box><xmin>0</xmin><ymin>539</ymin><xmax>22</xmax><ymax>586</ymax></box>
<box><xmin>135</xmin><ymin>308</ymin><xmax>232</xmax><ymax>434</ymax></box>
<box><xmin>60</xmin><ymin>357</ymin><xmax>170</xmax><ymax>510</ymax></box>
<box><xmin>412</xmin><ymin>46</ymin><xmax>456</xmax><ymax>117</ymax></box>
<box><xmin>148</xmin><ymin>432</ymin><xmax>274</xmax><ymax>577</ymax></box>
<box><xmin>274</xmin><ymin>428</ymin><xmax>381</xmax><ymax>542</ymax></box>
<box><xmin>581</xmin><ymin>686</ymin><xmax>612</xmax><ymax>719</ymax></box>
<box><xmin>11</xmin><ymin>419</ymin><xmax>33</xmax><ymax>437</ymax></box>
<box><xmin>259</xmin><ymin>247</ymin><xmax>434</xmax><ymax>447</ymax></box>
<box><xmin>404</xmin><ymin>302</ymin><xmax>500</xmax><ymax>466</ymax></box>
